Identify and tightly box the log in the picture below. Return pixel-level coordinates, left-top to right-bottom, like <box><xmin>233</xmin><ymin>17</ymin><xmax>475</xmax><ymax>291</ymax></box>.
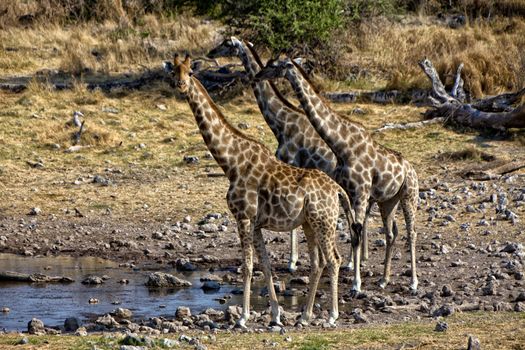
<box><xmin>0</xmin><ymin>271</ymin><xmax>74</xmax><ymax>283</ymax></box>
<box><xmin>471</xmin><ymin>87</ymin><xmax>525</xmax><ymax>112</ymax></box>
<box><xmin>419</xmin><ymin>58</ymin><xmax>525</xmax><ymax>130</ymax></box>
<box><xmin>462</xmin><ymin>160</ymin><xmax>525</xmax><ymax>180</ymax></box>
<box><xmin>375</xmin><ymin>117</ymin><xmax>445</xmax><ymax>132</ymax></box>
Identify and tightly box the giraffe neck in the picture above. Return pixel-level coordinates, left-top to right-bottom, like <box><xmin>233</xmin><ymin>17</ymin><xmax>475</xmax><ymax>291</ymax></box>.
<box><xmin>186</xmin><ymin>77</ymin><xmax>246</xmax><ymax>175</ymax></box>
<box><xmin>233</xmin><ymin>39</ymin><xmax>286</xmax><ymax>136</ymax></box>
<box><xmin>286</xmin><ymin>64</ymin><xmax>363</xmax><ymax>163</ymax></box>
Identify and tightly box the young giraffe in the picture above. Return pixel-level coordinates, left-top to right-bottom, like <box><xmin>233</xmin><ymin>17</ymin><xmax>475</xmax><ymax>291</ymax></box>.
<box><xmin>208</xmin><ymin>37</ymin><xmax>358</xmax><ymax>272</ymax></box>
<box><xmin>164</xmin><ymin>53</ymin><xmax>351</xmax><ymax>327</ymax></box>
<box><xmin>255</xmin><ymin>57</ymin><xmax>419</xmax><ymax>295</ymax></box>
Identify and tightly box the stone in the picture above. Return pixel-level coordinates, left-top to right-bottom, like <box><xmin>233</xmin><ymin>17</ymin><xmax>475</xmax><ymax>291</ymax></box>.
<box><xmin>441</xmin><ymin>285</ymin><xmax>454</xmax><ymax>297</ymax></box>
<box><xmin>112</xmin><ymin>308</ymin><xmax>133</xmax><ymax>319</ymax></box>
<box><xmin>352</xmin><ymin>308</ymin><xmax>369</xmax><ymax>324</ymax></box>
<box><xmin>290</xmin><ymin>276</ymin><xmax>309</xmax><ymax>285</ymax></box>
<box><xmin>225</xmin><ymin>305</ymin><xmax>242</xmax><ymax>322</ymax></box>
<box><xmin>514</xmin><ymin>302</ymin><xmax>525</xmax><ymax>312</ymax></box>
<box><xmin>467</xmin><ymin>335</ymin><xmax>481</xmax><ymax>350</ymax></box>
<box><xmin>201</xmin><ymin>281</ymin><xmax>221</xmax><ymax>291</ymax></box>
<box><xmin>434</xmin><ymin>321</ymin><xmax>448</xmax><ymax>332</ymax></box>
<box><xmin>64</xmin><ymin>317</ymin><xmax>80</xmax><ymax>331</ymax></box>
<box><xmin>175</xmin><ymin>258</ymin><xmax>197</xmax><ymax>272</ymax></box>
<box><xmin>82</xmin><ymin>275</ymin><xmax>104</xmax><ymax>285</ymax></box>
<box><xmin>160</xmin><ymin>338</ymin><xmax>180</xmax><ymax>348</ymax></box>
<box><xmin>121</xmin><ymin>333</ymin><xmax>154</xmax><ymax>347</ymax></box>
<box><xmin>501</xmin><ymin>243</ymin><xmax>522</xmax><ymax>254</ymax></box>
<box><xmin>176</xmin><ymin>306</ymin><xmax>192</xmax><ymax>319</ymax></box>
<box><xmin>96</xmin><ymin>314</ymin><xmax>119</xmax><ymax>328</ymax></box>
<box><xmin>237</xmin><ymin>122</ymin><xmax>249</xmax><ymax>129</ymax></box>
<box><xmin>88</xmin><ymin>298</ymin><xmax>99</xmax><ymax>304</ymax></box>
<box><xmin>120</xmin><ymin>346</ymin><xmax>147</xmax><ymax>350</ymax></box>
<box><xmin>28</xmin><ymin>207</ymin><xmax>41</xmax><ymax>216</ymax></box>
<box><xmin>18</xmin><ymin>337</ymin><xmax>29</xmax><ymax>345</ymax></box>
<box><xmin>28</xmin><ymin>318</ymin><xmax>45</xmax><ymax>335</ymax></box>
<box><xmin>432</xmin><ymin>304</ymin><xmax>455</xmax><ymax>317</ymax></box>
<box><xmin>145</xmin><ymin>272</ymin><xmax>192</xmax><ymax>288</ymax></box>
<box><xmin>515</xmin><ymin>291</ymin><xmax>525</xmax><ymax>302</ymax></box>
<box><xmin>93</xmin><ymin>175</ymin><xmax>110</xmax><ymax>186</ymax></box>
<box><xmin>1</xmin><ymin>307</ymin><xmax>9</xmax><ymax>313</ymax></box>
<box><xmin>374</xmin><ymin>239</ymin><xmax>386</xmax><ymax>247</ymax></box>
<box><xmin>74</xmin><ymin>327</ymin><xmax>88</xmax><ymax>336</ymax></box>
<box><xmin>183</xmin><ymin>155</ymin><xmax>199</xmax><ymax>164</ymax></box>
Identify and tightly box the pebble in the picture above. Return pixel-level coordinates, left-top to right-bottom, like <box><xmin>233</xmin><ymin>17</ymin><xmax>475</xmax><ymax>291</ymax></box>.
<box><xmin>145</xmin><ymin>272</ymin><xmax>192</xmax><ymax>287</ymax></box>
<box><xmin>82</xmin><ymin>275</ymin><xmax>104</xmax><ymax>285</ymax></box>
<box><xmin>1</xmin><ymin>307</ymin><xmax>9</xmax><ymax>313</ymax></box>
<box><xmin>201</xmin><ymin>281</ymin><xmax>221</xmax><ymax>291</ymax></box>
<box><xmin>434</xmin><ymin>321</ymin><xmax>448</xmax><ymax>332</ymax></box>
<box><xmin>28</xmin><ymin>318</ymin><xmax>45</xmax><ymax>335</ymax></box>
<box><xmin>28</xmin><ymin>207</ymin><xmax>41</xmax><ymax>216</ymax></box>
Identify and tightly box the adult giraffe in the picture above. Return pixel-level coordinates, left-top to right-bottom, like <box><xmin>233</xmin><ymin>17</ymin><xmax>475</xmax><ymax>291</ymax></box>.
<box><xmin>164</xmin><ymin>53</ymin><xmax>353</xmax><ymax>327</ymax></box>
<box><xmin>208</xmin><ymin>37</ymin><xmax>368</xmax><ymax>271</ymax></box>
<box><xmin>255</xmin><ymin>57</ymin><xmax>419</xmax><ymax>295</ymax></box>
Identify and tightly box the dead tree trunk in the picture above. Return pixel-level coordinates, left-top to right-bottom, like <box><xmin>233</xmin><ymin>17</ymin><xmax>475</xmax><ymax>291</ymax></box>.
<box><xmin>0</xmin><ymin>271</ymin><xmax>74</xmax><ymax>283</ymax></box>
<box><xmin>419</xmin><ymin>59</ymin><xmax>525</xmax><ymax>130</ymax></box>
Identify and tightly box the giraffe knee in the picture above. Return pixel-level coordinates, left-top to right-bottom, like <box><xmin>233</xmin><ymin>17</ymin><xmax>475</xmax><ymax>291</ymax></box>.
<box><xmin>351</xmin><ymin>223</ymin><xmax>363</xmax><ymax>247</ymax></box>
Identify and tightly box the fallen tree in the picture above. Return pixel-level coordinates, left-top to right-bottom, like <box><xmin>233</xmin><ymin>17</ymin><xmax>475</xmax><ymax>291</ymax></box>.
<box><xmin>0</xmin><ymin>271</ymin><xmax>74</xmax><ymax>283</ymax></box>
<box><xmin>419</xmin><ymin>59</ymin><xmax>525</xmax><ymax>130</ymax></box>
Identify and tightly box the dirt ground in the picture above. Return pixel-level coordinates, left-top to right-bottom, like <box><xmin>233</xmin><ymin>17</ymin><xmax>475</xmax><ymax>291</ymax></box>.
<box><xmin>1</xmin><ymin>80</ymin><xmax>524</xmax><ymax>329</ymax></box>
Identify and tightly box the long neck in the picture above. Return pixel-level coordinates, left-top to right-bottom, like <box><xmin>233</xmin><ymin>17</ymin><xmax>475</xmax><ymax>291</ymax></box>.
<box><xmin>186</xmin><ymin>77</ymin><xmax>245</xmax><ymax>176</ymax></box>
<box><xmin>234</xmin><ymin>41</ymin><xmax>287</xmax><ymax>135</ymax></box>
<box><xmin>286</xmin><ymin>65</ymin><xmax>361</xmax><ymax>162</ymax></box>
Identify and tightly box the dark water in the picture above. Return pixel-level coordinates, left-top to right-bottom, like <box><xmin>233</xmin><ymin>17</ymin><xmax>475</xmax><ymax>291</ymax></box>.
<box><xmin>0</xmin><ymin>254</ymin><xmax>304</xmax><ymax>332</ymax></box>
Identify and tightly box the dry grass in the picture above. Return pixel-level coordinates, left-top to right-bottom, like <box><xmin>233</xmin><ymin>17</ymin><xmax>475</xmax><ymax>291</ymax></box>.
<box><xmin>0</xmin><ymin>312</ymin><xmax>523</xmax><ymax>349</ymax></box>
<box><xmin>0</xmin><ymin>15</ymin><xmax>221</xmax><ymax>76</ymax></box>
<box><xmin>340</xmin><ymin>16</ymin><xmax>525</xmax><ymax>97</ymax></box>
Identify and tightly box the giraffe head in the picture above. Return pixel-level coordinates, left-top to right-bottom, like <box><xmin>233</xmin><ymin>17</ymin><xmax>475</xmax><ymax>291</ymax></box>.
<box><xmin>207</xmin><ymin>36</ymin><xmax>243</xmax><ymax>58</ymax></box>
<box><xmin>254</xmin><ymin>56</ymin><xmax>302</xmax><ymax>82</ymax></box>
<box><xmin>163</xmin><ymin>53</ymin><xmax>192</xmax><ymax>94</ymax></box>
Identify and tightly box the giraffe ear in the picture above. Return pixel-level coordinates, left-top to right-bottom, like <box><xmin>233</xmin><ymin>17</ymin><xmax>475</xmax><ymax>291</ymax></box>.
<box><xmin>162</xmin><ymin>61</ymin><xmax>174</xmax><ymax>73</ymax></box>
<box><xmin>173</xmin><ymin>53</ymin><xmax>181</xmax><ymax>66</ymax></box>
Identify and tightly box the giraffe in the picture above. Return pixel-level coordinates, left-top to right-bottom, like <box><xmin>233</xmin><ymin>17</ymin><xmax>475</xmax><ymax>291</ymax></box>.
<box><xmin>255</xmin><ymin>57</ymin><xmax>419</xmax><ymax>295</ymax></box>
<box><xmin>163</xmin><ymin>53</ymin><xmax>352</xmax><ymax>327</ymax></box>
<box><xmin>207</xmin><ymin>37</ymin><xmax>367</xmax><ymax>271</ymax></box>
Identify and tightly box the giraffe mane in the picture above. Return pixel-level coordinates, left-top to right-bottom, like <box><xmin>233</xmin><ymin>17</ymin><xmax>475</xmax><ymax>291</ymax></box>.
<box><xmin>243</xmin><ymin>40</ymin><xmax>305</xmax><ymax>114</ymax></box>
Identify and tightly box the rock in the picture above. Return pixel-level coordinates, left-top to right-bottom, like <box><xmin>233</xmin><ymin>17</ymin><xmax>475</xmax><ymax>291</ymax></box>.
<box><xmin>17</xmin><ymin>337</ymin><xmax>29</xmax><ymax>345</ymax></box>
<box><xmin>74</xmin><ymin>327</ymin><xmax>88</xmax><ymax>336</ymax></box>
<box><xmin>432</xmin><ymin>304</ymin><xmax>455</xmax><ymax>317</ymax></box>
<box><xmin>237</xmin><ymin>122</ymin><xmax>249</xmax><ymax>130</ymax></box>
<box><xmin>88</xmin><ymin>298</ymin><xmax>99</xmax><ymax>304</ymax></box>
<box><xmin>28</xmin><ymin>318</ymin><xmax>45</xmax><ymax>335</ymax></box>
<box><xmin>160</xmin><ymin>338</ymin><xmax>180</xmax><ymax>348</ymax></box>
<box><xmin>120</xmin><ymin>346</ymin><xmax>147</xmax><ymax>350</ymax></box>
<box><xmin>112</xmin><ymin>308</ymin><xmax>133</xmax><ymax>319</ymax></box>
<box><xmin>374</xmin><ymin>239</ymin><xmax>386</xmax><ymax>247</ymax></box>
<box><xmin>515</xmin><ymin>291</ymin><xmax>525</xmax><ymax>302</ymax></box>
<box><xmin>434</xmin><ymin>321</ymin><xmax>448</xmax><ymax>332</ymax></box>
<box><xmin>481</xmin><ymin>280</ymin><xmax>498</xmax><ymax>296</ymax></box>
<box><xmin>28</xmin><ymin>207</ymin><xmax>41</xmax><ymax>216</ymax></box>
<box><xmin>201</xmin><ymin>281</ymin><xmax>221</xmax><ymax>291</ymax></box>
<box><xmin>93</xmin><ymin>175</ymin><xmax>110</xmax><ymax>186</ymax></box>
<box><xmin>183</xmin><ymin>155</ymin><xmax>199</xmax><ymax>164</ymax></box>
<box><xmin>352</xmin><ymin>308</ymin><xmax>369</xmax><ymax>324</ymax></box>
<box><xmin>1</xmin><ymin>307</ymin><xmax>9</xmax><ymax>313</ymax></box>
<box><xmin>96</xmin><ymin>314</ymin><xmax>119</xmax><ymax>328</ymax></box>
<box><xmin>121</xmin><ymin>333</ymin><xmax>154</xmax><ymax>347</ymax></box>
<box><xmin>501</xmin><ymin>243</ymin><xmax>522</xmax><ymax>254</ymax></box>
<box><xmin>467</xmin><ymin>335</ymin><xmax>481</xmax><ymax>350</ymax></box>
<box><xmin>175</xmin><ymin>258</ymin><xmax>197</xmax><ymax>272</ymax></box>
<box><xmin>176</xmin><ymin>306</ymin><xmax>191</xmax><ymax>319</ymax></box>
<box><xmin>145</xmin><ymin>272</ymin><xmax>192</xmax><ymax>288</ymax></box>
<box><xmin>290</xmin><ymin>276</ymin><xmax>309</xmax><ymax>285</ymax></box>
<box><xmin>514</xmin><ymin>302</ymin><xmax>525</xmax><ymax>312</ymax></box>
<box><xmin>157</xmin><ymin>104</ymin><xmax>167</xmax><ymax>111</ymax></box>
<box><xmin>102</xmin><ymin>107</ymin><xmax>119</xmax><ymax>114</ymax></box>
<box><xmin>64</xmin><ymin>317</ymin><xmax>80</xmax><ymax>331</ymax></box>
<box><xmin>225</xmin><ymin>305</ymin><xmax>242</xmax><ymax>322</ymax></box>
<box><xmin>441</xmin><ymin>285</ymin><xmax>454</xmax><ymax>297</ymax></box>
<box><xmin>82</xmin><ymin>275</ymin><xmax>104</xmax><ymax>284</ymax></box>
<box><xmin>200</xmin><ymin>223</ymin><xmax>219</xmax><ymax>233</ymax></box>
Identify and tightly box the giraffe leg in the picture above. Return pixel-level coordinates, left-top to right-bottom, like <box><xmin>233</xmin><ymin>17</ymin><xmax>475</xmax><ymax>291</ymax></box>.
<box><xmin>318</xmin><ymin>228</ymin><xmax>341</xmax><ymax>326</ymax></box>
<box><xmin>361</xmin><ymin>205</ymin><xmax>371</xmax><ymax>263</ymax></box>
<box><xmin>288</xmin><ymin>229</ymin><xmax>298</xmax><ymax>273</ymax></box>
<box><xmin>401</xmin><ymin>196</ymin><xmax>418</xmax><ymax>293</ymax></box>
<box><xmin>253</xmin><ymin>228</ymin><xmax>282</xmax><ymax>326</ymax></box>
<box><xmin>350</xmin><ymin>197</ymin><xmax>368</xmax><ymax>296</ymax></box>
<box><xmin>298</xmin><ymin>223</ymin><xmax>323</xmax><ymax>326</ymax></box>
<box><xmin>236</xmin><ymin>219</ymin><xmax>254</xmax><ymax>329</ymax></box>
<box><xmin>378</xmin><ymin>198</ymin><xmax>399</xmax><ymax>289</ymax></box>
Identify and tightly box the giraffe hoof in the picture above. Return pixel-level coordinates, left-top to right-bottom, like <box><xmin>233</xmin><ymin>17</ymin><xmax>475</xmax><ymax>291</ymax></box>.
<box><xmin>288</xmin><ymin>263</ymin><xmax>298</xmax><ymax>273</ymax></box>
<box><xmin>295</xmin><ymin>318</ymin><xmax>309</xmax><ymax>327</ymax></box>
<box><xmin>269</xmin><ymin>320</ymin><xmax>284</xmax><ymax>328</ymax></box>
<box><xmin>235</xmin><ymin>319</ymin><xmax>248</xmax><ymax>330</ymax></box>
<box><xmin>348</xmin><ymin>289</ymin><xmax>360</xmax><ymax>299</ymax></box>
<box><xmin>378</xmin><ymin>278</ymin><xmax>389</xmax><ymax>289</ymax></box>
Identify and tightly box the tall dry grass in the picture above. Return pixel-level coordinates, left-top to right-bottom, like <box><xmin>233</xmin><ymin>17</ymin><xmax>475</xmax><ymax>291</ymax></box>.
<box><xmin>343</xmin><ymin>16</ymin><xmax>525</xmax><ymax>97</ymax></box>
<box><xmin>0</xmin><ymin>14</ymin><xmax>221</xmax><ymax>75</ymax></box>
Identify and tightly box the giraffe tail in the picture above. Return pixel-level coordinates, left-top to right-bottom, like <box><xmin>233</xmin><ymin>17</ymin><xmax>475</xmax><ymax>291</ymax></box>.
<box><xmin>338</xmin><ymin>191</ymin><xmax>355</xmax><ymax>229</ymax></box>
